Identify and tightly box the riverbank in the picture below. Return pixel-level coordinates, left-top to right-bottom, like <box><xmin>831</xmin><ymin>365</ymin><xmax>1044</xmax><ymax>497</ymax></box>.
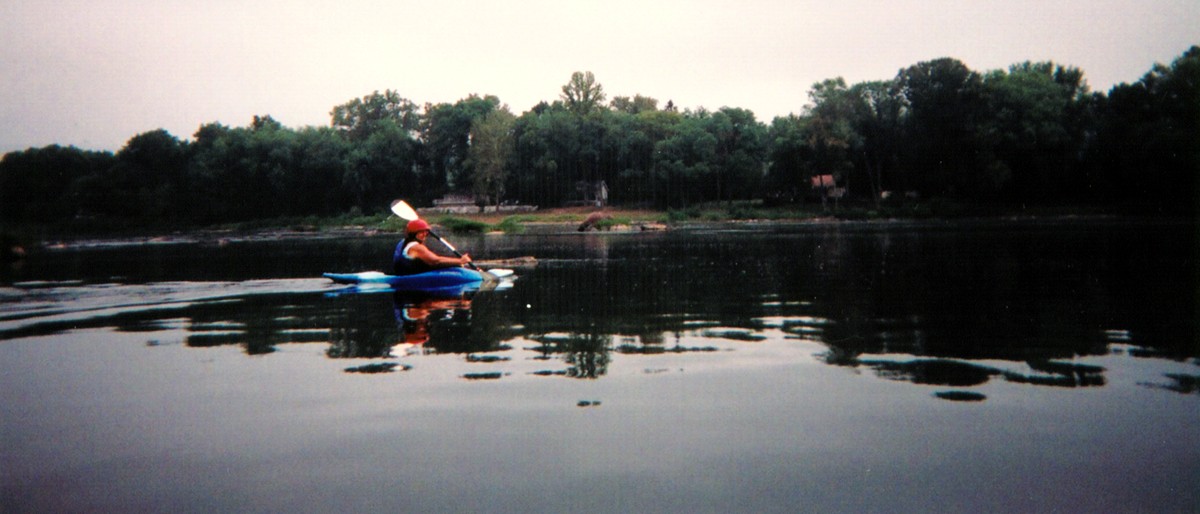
<box><xmin>1</xmin><ymin>200</ymin><xmax>1181</xmax><ymax>255</ymax></box>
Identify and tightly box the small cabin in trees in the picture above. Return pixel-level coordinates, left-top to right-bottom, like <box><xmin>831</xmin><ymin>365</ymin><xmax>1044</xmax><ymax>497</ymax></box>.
<box><xmin>810</xmin><ymin>174</ymin><xmax>846</xmax><ymax>208</ymax></box>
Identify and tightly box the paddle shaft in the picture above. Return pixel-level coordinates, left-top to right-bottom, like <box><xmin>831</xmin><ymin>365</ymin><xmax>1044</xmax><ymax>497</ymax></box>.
<box><xmin>428</xmin><ymin>230</ymin><xmax>480</xmax><ymax>271</ymax></box>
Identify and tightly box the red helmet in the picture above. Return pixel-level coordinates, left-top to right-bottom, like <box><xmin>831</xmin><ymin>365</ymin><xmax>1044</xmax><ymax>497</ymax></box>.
<box><xmin>406</xmin><ymin>219</ymin><xmax>431</xmax><ymax>235</ymax></box>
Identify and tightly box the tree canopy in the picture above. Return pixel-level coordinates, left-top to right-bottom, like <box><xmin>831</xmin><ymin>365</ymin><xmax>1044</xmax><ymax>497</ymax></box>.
<box><xmin>3</xmin><ymin>48</ymin><xmax>1197</xmax><ymax>227</ymax></box>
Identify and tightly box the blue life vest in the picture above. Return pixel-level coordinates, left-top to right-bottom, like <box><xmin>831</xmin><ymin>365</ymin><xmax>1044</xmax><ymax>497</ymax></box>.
<box><xmin>392</xmin><ymin>241</ymin><xmax>434</xmax><ymax>275</ymax></box>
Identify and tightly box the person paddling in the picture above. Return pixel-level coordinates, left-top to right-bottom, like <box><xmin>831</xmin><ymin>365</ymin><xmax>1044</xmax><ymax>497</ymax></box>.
<box><xmin>393</xmin><ymin>219</ymin><xmax>472</xmax><ymax>275</ymax></box>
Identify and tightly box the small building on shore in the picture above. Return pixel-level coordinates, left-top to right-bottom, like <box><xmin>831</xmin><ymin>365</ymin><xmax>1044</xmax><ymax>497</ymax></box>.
<box><xmin>425</xmin><ymin>194</ymin><xmax>537</xmax><ymax>215</ymax></box>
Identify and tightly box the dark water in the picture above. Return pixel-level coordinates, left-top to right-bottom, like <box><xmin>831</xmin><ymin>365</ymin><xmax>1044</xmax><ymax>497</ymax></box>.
<box><xmin>2</xmin><ymin>219</ymin><xmax>1197</xmax><ymax>512</ymax></box>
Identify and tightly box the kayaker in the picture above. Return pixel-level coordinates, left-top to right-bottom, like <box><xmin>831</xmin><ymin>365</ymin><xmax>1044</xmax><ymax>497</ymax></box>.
<box><xmin>392</xmin><ymin>219</ymin><xmax>472</xmax><ymax>275</ymax></box>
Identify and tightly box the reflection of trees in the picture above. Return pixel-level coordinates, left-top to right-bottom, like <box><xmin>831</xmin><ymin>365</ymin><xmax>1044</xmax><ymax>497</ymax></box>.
<box><xmin>326</xmin><ymin>324</ymin><xmax>394</xmax><ymax>359</ymax></box>
<box><xmin>530</xmin><ymin>332</ymin><xmax>612</xmax><ymax>379</ymax></box>
<box><xmin>1139</xmin><ymin>374</ymin><xmax>1200</xmax><ymax>395</ymax></box>
<box><xmin>184</xmin><ymin>293</ymin><xmax>337</xmax><ymax>355</ymax></box>
<box><xmin>140</xmin><ymin>222</ymin><xmax>1196</xmax><ymax>391</ymax></box>
<box><xmin>325</xmin><ymin>293</ymin><xmax>405</xmax><ymax>358</ymax></box>
<box><xmin>561</xmin><ymin>332</ymin><xmax>611</xmax><ymax>379</ymax></box>
<box><xmin>516</xmin><ymin>224</ymin><xmax>1191</xmax><ymax>393</ymax></box>
<box><xmin>859</xmin><ymin>358</ymin><xmax>1106</xmax><ymax>389</ymax></box>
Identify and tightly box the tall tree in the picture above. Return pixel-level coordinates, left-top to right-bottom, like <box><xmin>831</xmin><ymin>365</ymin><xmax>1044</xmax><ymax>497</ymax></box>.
<box><xmin>331</xmin><ymin>90</ymin><xmax>421</xmax><ymax>141</ymax></box>
<box><xmin>291</xmin><ymin>126</ymin><xmax>351</xmax><ymax>215</ymax></box>
<box><xmin>765</xmin><ymin>114</ymin><xmax>811</xmax><ymax>204</ymax></box>
<box><xmin>345</xmin><ymin>120</ymin><xmax>418</xmax><ymax>211</ymax></box>
<box><xmin>1096</xmin><ymin>46</ymin><xmax>1200</xmax><ymax>214</ymax></box>
<box><xmin>983</xmin><ymin>62</ymin><xmax>1092</xmax><ymax>203</ymax></box>
<box><xmin>421</xmin><ymin>95</ymin><xmax>500</xmax><ymax>196</ymax></box>
<box><xmin>509</xmin><ymin>105</ymin><xmax>580</xmax><ymax>207</ymax></box>
<box><xmin>606</xmin><ymin>109</ymin><xmax>681</xmax><ymax>206</ymax></box>
<box><xmin>653</xmin><ymin>114</ymin><xmax>717</xmax><ymax>208</ymax></box>
<box><xmin>804</xmin><ymin>78</ymin><xmax>860</xmax><ymax>197</ymax></box>
<box><xmin>468</xmin><ymin>106</ymin><xmax>517</xmax><ymax>207</ymax></box>
<box><xmin>561</xmin><ymin>71</ymin><xmax>607</xmax><ymax>116</ymax></box>
<box><xmin>705</xmin><ymin>107</ymin><xmax>766</xmax><ymax>204</ymax></box>
<box><xmin>98</xmin><ymin>129</ymin><xmax>189</xmax><ymax>219</ymax></box>
<box><xmin>894</xmin><ymin>58</ymin><xmax>998</xmax><ymax>199</ymax></box>
<box><xmin>849</xmin><ymin>80</ymin><xmax>905</xmax><ymax>207</ymax></box>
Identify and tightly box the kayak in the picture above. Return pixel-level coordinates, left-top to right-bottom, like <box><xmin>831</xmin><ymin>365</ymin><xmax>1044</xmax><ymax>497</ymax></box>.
<box><xmin>323</xmin><ymin>267</ymin><xmax>514</xmax><ymax>294</ymax></box>
<box><xmin>324</xmin><ymin>267</ymin><xmax>484</xmax><ymax>287</ymax></box>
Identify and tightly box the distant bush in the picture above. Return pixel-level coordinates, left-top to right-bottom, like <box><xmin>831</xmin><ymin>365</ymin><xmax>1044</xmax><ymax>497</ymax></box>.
<box><xmin>593</xmin><ymin>216</ymin><xmax>631</xmax><ymax>230</ymax></box>
<box><xmin>494</xmin><ymin>216</ymin><xmax>527</xmax><ymax>234</ymax></box>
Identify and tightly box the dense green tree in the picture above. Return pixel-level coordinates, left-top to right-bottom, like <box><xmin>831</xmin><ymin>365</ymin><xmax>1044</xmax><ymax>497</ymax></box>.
<box><xmin>363</xmin><ymin>120</ymin><xmax>423</xmax><ymax>210</ymax></box>
<box><xmin>982</xmin><ymin>62</ymin><xmax>1092</xmax><ymax>203</ymax></box>
<box><xmin>703</xmin><ymin>107</ymin><xmax>767</xmax><ymax>204</ymax></box>
<box><xmin>653</xmin><ymin>113</ymin><xmax>717</xmax><ymax>208</ymax></box>
<box><xmin>610</xmin><ymin>94</ymin><xmax>658</xmax><ymax>114</ymax></box>
<box><xmin>767</xmin><ymin>78</ymin><xmax>899</xmax><ymax>207</ymax></box>
<box><xmin>848</xmin><ymin>80</ymin><xmax>905</xmax><ymax>206</ymax></box>
<box><xmin>764</xmin><ymin>79</ymin><xmax>864</xmax><ymax>206</ymax></box>
<box><xmin>608</xmin><ymin>109</ymin><xmax>681</xmax><ymax>206</ymax></box>
<box><xmin>468</xmin><ymin>106</ymin><xmax>517</xmax><ymax>207</ymax></box>
<box><xmin>187</xmin><ymin>118</ymin><xmax>294</xmax><ymax>221</ymax></box>
<box><xmin>188</xmin><ymin>122</ymin><xmax>253</xmax><ymax>221</ymax></box>
<box><xmin>421</xmin><ymin>95</ymin><xmax>500</xmax><ymax>197</ymax></box>
<box><xmin>510</xmin><ymin>104</ymin><xmax>581</xmax><ymax>207</ymax></box>
<box><xmin>764</xmin><ymin>114</ymin><xmax>810</xmax><ymax>204</ymax></box>
<box><xmin>894</xmin><ymin>58</ymin><xmax>999</xmax><ymax>199</ymax></box>
<box><xmin>804</xmin><ymin>78</ymin><xmax>860</xmax><ymax>192</ymax></box>
<box><xmin>1095</xmin><ymin>46</ymin><xmax>1199</xmax><ymax>214</ymax></box>
<box><xmin>74</xmin><ymin>129</ymin><xmax>189</xmax><ymax>219</ymax></box>
<box><xmin>0</xmin><ymin>145</ymin><xmax>115</xmax><ymax>221</ymax></box>
<box><xmin>331</xmin><ymin>90</ymin><xmax>421</xmax><ymax>141</ymax></box>
<box><xmin>292</xmin><ymin>126</ymin><xmax>352</xmax><ymax>215</ymax></box>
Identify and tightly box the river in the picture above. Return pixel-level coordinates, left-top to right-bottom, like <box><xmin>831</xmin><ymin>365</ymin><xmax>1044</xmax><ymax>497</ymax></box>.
<box><xmin>1</xmin><ymin>218</ymin><xmax>1196</xmax><ymax>512</ymax></box>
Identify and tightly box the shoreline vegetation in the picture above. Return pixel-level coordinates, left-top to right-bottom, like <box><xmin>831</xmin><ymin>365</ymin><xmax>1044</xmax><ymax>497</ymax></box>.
<box><xmin>2</xmin><ymin>200</ymin><xmax>1181</xmax><ymax>257</ymax></box>
<box><xmin>3</xmin><ymin>48</ymin><xmax>1197</xmax><ymax>250</ymax></box>
<box><xmin>3</xmin><ymin>46</ymin><xmax>1198</xmax><ymax>257</ymax></box>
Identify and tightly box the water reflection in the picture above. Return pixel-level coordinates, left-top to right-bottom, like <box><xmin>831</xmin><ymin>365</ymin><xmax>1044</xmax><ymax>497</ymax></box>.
<box><xmin>856</xmin><ymin>357</ymin><xmax>1106</xmax><ymax>391</ymax></box>
<box><xmin>529</xmin><ymin>333</ymin><xmax>612</xmax><ymax>378</ymax></box>
<box><xmin>2</xmin><ymin>220</ymin><xmax>1195</xmax><ymax>398</ymax></box>
<box><xmin>144</xmin><ymin>277</ymin><xmax>1194</xmax><ymax>397</ymax></box>
<box><xmin>1140</xmin><ymin>373</ymin><xmax>1200</xmax><ymax>395</ymax></box>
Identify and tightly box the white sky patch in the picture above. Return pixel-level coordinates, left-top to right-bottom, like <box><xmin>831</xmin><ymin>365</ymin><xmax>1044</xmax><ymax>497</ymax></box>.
<box><xmin>2</xmin><ymin>0</ymin><xmax>1197</xmax><ymax>153</ymax></box>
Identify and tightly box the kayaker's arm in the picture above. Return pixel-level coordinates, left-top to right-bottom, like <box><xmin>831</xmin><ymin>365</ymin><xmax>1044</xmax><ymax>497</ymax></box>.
<box><xmin>408</xmin><ymin>243</ymin><xmax>471</xmax><ymax>268</ymax></box>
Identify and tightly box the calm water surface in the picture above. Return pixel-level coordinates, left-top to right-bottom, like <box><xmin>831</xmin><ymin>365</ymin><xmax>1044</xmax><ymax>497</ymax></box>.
<box><xmin>1</xmin><ymin>219</ymin><xmax>1196</xmax><ymax>512</ymax></box>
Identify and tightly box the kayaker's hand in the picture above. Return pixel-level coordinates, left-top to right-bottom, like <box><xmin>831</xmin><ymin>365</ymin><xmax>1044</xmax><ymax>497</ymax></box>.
<box><xmin>459</xmin><ymin>254</ymin><xmax>472</xmax><ymax>266</ymax></box>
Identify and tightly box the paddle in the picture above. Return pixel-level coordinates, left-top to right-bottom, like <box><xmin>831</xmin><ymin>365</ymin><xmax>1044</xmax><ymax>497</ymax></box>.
<box><xmin>389</xmin><ymin>199</ymin><xmax>486</xmax><ymax>273</ymax></box>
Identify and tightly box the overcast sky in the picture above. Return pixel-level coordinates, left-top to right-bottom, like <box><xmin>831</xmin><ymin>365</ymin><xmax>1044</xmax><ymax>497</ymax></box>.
<box><xmin>1</xmin><ymin>0</ymin><xmax>1196</xmax><ymax>154</ymax></box>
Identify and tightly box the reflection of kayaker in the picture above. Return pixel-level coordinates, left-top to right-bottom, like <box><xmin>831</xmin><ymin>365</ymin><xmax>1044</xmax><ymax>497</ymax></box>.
<box><xmin>394</xmin><ymin>219</ymin><xmax>472</xmax><ymax>275</ymax></box>
<box><xmin>392</xmin><ymin>293</ymin><xmax>473</xmax><ymax>355</ymax></box>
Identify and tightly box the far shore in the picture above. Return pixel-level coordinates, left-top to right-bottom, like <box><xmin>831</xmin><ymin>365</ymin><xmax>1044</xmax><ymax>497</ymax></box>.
<box><xmin>5</xmin><ymin>201</ymin><xmax>1186</xmax><ymax>257</ymax></box>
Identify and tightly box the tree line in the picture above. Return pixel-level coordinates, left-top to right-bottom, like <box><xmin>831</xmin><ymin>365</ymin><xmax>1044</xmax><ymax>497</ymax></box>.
<box><xmin>2</xmin><ymin>46</ymin><xmax>1196</xmax><ymax>225</ymax></box>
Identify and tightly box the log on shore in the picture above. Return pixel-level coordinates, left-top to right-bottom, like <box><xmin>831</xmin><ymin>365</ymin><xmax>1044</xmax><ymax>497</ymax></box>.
<box><xmin>476</xmin><ymin>256</ymin><xmax>538</xmax><ymax>269</ymax></box>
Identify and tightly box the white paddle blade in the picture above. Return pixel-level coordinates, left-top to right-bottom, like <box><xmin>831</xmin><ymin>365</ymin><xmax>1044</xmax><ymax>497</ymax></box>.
<box><xmin>390</xmin><ymin>200</ymin><xmax>419</xmax><ymax>220</ymax></box>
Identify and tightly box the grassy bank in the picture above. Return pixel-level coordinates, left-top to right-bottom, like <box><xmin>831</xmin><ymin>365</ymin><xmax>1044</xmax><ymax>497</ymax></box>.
<box><xmin>3</xmin><ymin>200</ymin><xmax>1129</xmax><ymax>249</ymax></box>
<box><xmin>405</xmin><ymin>200</ymin><xmax>1122</xmax><ymax>234</ymax></box>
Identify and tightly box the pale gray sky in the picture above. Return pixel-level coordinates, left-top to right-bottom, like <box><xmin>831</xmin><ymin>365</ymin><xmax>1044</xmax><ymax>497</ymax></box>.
<box><xmin>2</xmin><ymin>0</ymin><xmax>1197</xmax><ymax>153</ymax></box>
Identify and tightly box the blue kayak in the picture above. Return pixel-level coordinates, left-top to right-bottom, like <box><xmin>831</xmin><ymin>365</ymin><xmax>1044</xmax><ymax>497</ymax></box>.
<box><xmin>324</xmin><ymin>268</ymin><xmax>486</xmax><ymax>289</ymax></box>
